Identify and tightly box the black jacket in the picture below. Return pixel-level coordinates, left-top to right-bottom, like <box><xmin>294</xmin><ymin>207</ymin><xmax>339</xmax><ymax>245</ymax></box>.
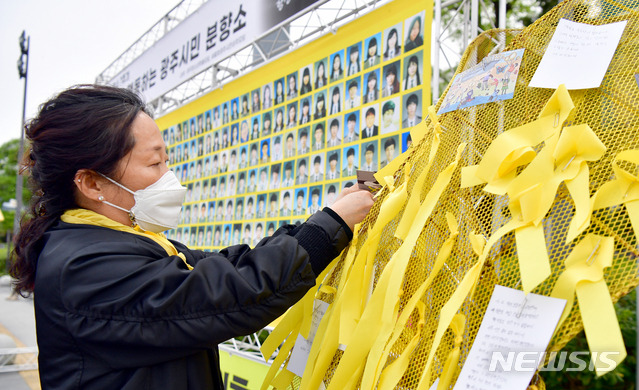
<box><xmin>34</xmin><ymin>210</ymin><xmax>351</xmax><ymax>389</ymax></box>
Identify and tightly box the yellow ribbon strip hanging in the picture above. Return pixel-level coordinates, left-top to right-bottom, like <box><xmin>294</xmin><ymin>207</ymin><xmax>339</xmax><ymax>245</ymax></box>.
<box><xmin>376</xmin><ymin>300</ymin><xmax>427</xmax><ymax>390</ymax></box>
<box><xmin>415</xmin><ymin>231</ymin><xmax>486</xmax><ymax>390</ymax></box>
<box><xmin>365</xmin><ymin>213</ymin><xmax>459</xmax><ymax>389</ymax></box>
<box><xmin>550</xmin><ymin>234</ymin><xmax>627</xmax><ymax>376</ymax></box>
<box><xmin>298</xmin><ymin>181</ymin><xmax>409</xmax><ymax>390</ymax></box>
<box><xmin>260</xmin><ymin>252</ymin><xmax>342</xmax><ymax>390</ymax></box>
<box><xmin>592</xmin><ymin>149</ymin><xmax>639</xmax><ymax>243</ymax></box>
<box><xmin>437</xmin><ymin>314</ymin><xmax>466</xmax><ymax>390</ymax></box>
<box><xmin>339</xmin><ymin>181</ymin><xmax>408</xmax><ymax>345</ymax></box>
<box><xmin>321</xmin><ymin>144</ymin><xmax>465</xmax><ymax>390</ymax></box>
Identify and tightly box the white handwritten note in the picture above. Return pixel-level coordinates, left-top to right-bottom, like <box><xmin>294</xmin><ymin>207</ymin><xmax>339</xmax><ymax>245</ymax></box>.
<box><xmin>529</xmin><ymin>19</ymin><xmax>627</xmax><ymax>89</ymax></box>
<box><xmin>453</xmin><ymin>285</ymin><xmax>566</xmax><ymax>390</ymax></box>
<box><xmin>287</xmin><ymin>299</ymin><xmax>330</xmax><ymax>377</ymax></box>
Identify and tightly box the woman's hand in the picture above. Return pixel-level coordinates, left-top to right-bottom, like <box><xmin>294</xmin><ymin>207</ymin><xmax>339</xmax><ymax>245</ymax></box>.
<box><xmin>329</xmin><ymin>186</ymin><xmax>375</xmax><ymax>231</ymax></box>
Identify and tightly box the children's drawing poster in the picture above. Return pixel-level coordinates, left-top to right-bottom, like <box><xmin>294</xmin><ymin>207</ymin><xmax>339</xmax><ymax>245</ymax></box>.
<box><xmin>438</xmin><ymin>49</ymin><xmax>524</xmax><ymax>114</ymax></box>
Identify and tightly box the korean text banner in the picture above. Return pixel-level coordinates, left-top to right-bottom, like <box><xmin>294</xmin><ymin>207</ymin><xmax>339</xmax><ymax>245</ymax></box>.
<box><xmin>109</xmin><ymin>0</ymin><xmax>324</xmax><ymax>102</ymax></box>
<box><xmin>156</xmin><ymin>0</ymin><xmax>432</xmax><ymax>251</ymax></box>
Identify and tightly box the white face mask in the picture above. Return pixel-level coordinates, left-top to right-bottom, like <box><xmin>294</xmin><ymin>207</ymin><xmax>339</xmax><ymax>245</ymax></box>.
<box><xmin>100</xmin><ymin>171</ymin><xmax>187</xmax><ymax>233</ymax></box>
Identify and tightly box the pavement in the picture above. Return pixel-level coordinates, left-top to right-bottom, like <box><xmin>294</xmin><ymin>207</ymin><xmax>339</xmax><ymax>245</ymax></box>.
<box><xmin>0</xmin><ymin>276</ymin><xmax>39</xmax><ymax>390</ymax></box>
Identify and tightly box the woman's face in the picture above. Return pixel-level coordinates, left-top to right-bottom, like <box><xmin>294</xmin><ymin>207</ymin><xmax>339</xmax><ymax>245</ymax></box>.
<box><xmin>368</xmin><ymin>77</ymin><xmax>376</xmax><ymax>89</ymax></box>
<box><xmin>289</xmin><ymin>77</ymin><xmax>296</xmax><ymax>91</ymax></box>
<box><xmin>317</xmin><ymin>99</ymin><xmax>324</xmax><ymax>110</ymax></box>
<box><xmin>368</xmin><ymin>44</ymin><xmax>376</xmax><ymax>57</ymax></box>
<box><xmin>317</xmin><ymin>63</ymin><xmax>325</xmax><ymax>77</ymax></box>
<box><xmin>288</xmin><ymin>106</ymin><xmax>296</xmax><ymax>120</ymax></box>
<box><xmin>409</xmin><ymin>61</ymin><xmax>418</xmax><ymax>76</ymax></box>
<box><xmin>276</xmin><ymin>111</ymin><xmax>283</xmax><ymax>124</ymax></box>
<box><xmin>388</xmin><ymin>31</ymin><xmax>397</xmax><ymax>48</ymax></box>
<box><xmin>276</xmin><ymin>81</ymin><xmax>283</xmax><ymax>94</ymax></box>
<box><xmin>333</xmin><ymin>55</ymin><xmax>341</xmax><ymax>71</ymax></box>
<box><xmin>303</xmin><ymin>74</ymin><xmax>310</xmax><ymax>85</ymax></box>
<box><xmin>104</xmin><ymin>112</ymin><xmax>169</xmax><ymax>214</ymax></box>
<box><xmin>332</xmin><ymin>92</ymin><xmax>339</xmax><ymax>103</ymax></box>
<box><xmin>264</xmin><ymin>86</ymin><xmax>271</xmax><ymax>99</ymax></box>
<box><xmin>410</xmin><ymin>20</ymin><xmax>420</xmax><ymax>41</ymax></box>
<box><xmin>386</xmin><ymin>72</ymin><xmax>396</xmax><ymax>85</ymax></box>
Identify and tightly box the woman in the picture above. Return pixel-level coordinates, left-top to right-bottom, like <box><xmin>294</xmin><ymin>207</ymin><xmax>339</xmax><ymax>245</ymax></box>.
<box><xmin>314</xmin><ymin>92</ymin><xmax>327</xmax><ymax>120</ymax></box>
<box><xmin>231</xmin><ymin>100</ymin><xmax>239</xmax><ymax>121</ymax></box>
<box><xmin>222</xmin><ymin>103</ymin><xmax>230</xmax><ymax>124</ymax></box>
<box><xmin>315</xmin><ymin>61</ymin><xmax>327</xmax><ymax>89</ymax></box>
<box><xmin>300</xmin><ymin>68</ymin><xmax>313</xmax><ymax>95</ymax></box>
<box><xmin>286</xmin><ymin>103</ymin><xmax>297</xmax><ymax>129</ymax></box>
<box><xmin>262</xmin><ymin>84</ymin><xmax>273</xmax><ymax>109</ymax></box>
<box><xmin>330</xmin><ymin>53</ymin><xmax>343</xmax><ymax>82</ymax></box>
<box><xmin>262</xmin><ymin>112</ymin><xmax>272</xmax><ymax>136</ymax></box>
<box><xmin>230</xmin><ymin>124</ymin><xmax>239</xmax><ymax>146</ymax></box>
<box><xmin>403</xmin><ymin>55</ymin><xmax>422</xmax><ymax>90</ymax></box>
<box><xmin>404</xmin><ymin>16</ymin><xmax>424</xmax><ymax>52</ymax></box>
<box><xmin>274</xmin><ymin>108</ymin><xmax>285</xmax><ymax>132</ymax></box>
<box><xmin>251</xmin><ymin>117</ymin><xmax>260</xmax><ymax>140</ymax></box>
<box><xmin>274</xmin><ymin>80</ymin><xmax>285</xmax><ymax>105</ymax></box>
<box><xmin>384</xmin><ymin>28</ymin><xmax>401</xmax><ymax>60</ymax></box>
<box><xmin>287</xmin><ymin>74</ymin><xmax>298</xmax><ymax>100</ymax></box>
<box><xmin>330</xmin><ymin>86</ymin><xmax>342</xmax><ymax>115</ymax></box>
<box><xmin>240</xmin><ymin>96</ymin><xmax>250</xmax><ymax>117</ymax></box>
<box><xmin>11</xmin><ymin>85</ymin><xmax>373</xmax><ymax>390</ymax></box>
<box><xmin>251</xmin><ymin>90</ymin><xmax>261</xmax><ymax>113</ymax></box>
<box><xmin>363</xmin><ymin>71</ymin><xmax>379</xmax><ymax>103</ymax></box>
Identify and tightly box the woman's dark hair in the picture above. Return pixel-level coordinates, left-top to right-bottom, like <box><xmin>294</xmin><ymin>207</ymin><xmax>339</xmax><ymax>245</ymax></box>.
<box><xmin>11</xmin><ymin>84</ymin><xmax>149</xmax><ymax>294</ymax></box>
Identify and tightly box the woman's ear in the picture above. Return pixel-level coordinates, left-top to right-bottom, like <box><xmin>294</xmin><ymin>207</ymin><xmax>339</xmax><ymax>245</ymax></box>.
<box><xmin>74</xmin><ymin>169</ymin><xmax>107</xmax><ymax>203</ymax></box>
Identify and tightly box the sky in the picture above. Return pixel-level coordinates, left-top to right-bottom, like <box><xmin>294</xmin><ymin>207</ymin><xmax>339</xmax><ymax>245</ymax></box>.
<box><xmin>0</xmin><ymin>0</ymin><xmax>181</xmax><ymax>147</ymax></box>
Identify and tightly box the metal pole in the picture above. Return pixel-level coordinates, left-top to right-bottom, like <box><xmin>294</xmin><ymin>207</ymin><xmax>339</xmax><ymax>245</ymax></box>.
<box><xmin>14</xmin><ymin>34</ymin><xmax>29</xmax><ymax>237</ymax></box>
<box><xmin>433</xmin><ymin>0</ymin><xmax>442</xmax><ymax>103</ymax></box>
<box><xmin>499</xmin><ymin>0</ymin><xmax>506</xmax><ymax>30</ymax></box>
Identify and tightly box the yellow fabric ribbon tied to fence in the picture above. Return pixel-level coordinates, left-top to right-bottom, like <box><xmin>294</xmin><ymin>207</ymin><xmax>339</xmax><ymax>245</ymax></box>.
<box><xmin>319</xmin><ymin>144</ymin><xmax>466</xmax><ymax>390</ymax></box>
<box><xmin>461</xmin><ymin>85</ymin><xmax>606</xmax><ymax>293</ymax></box>
<box><xmin>550</xmin><ymin>234</ymin><xmax>626</xmax><ymax>376</ymax></box>
<box><xmin>592</xmin><ymin>149</ymin><xmax>639</xmax><ymax>243</ymax></box>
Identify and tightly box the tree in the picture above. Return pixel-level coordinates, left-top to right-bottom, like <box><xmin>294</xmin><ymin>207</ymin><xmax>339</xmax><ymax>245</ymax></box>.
<box><xmin>0</xmin><ymin>138</ymin><xmax>31</xmax><ymax>244</ymax></box>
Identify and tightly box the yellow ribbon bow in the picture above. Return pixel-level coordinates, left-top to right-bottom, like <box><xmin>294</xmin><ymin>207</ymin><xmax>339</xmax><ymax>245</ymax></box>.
<box><xmin>592</xmin><ymin>149</ymin><xmax>639</xmax><ymax>243</ymax></box>
<box><xmin>461</xmin><ymin>85</ymin><xmax>606</xmax><ymax>293</ymax></box>
<box><xmin>550</xmin><ymin>234</ymin><xmax>626</xmax><ymax>376</ymax></box>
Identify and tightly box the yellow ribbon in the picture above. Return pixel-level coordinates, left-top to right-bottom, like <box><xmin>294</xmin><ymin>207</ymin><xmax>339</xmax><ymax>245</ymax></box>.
<box><xmin>260</xmin><ymin>253</ymin><xmax>340</xmax><ymax>390</ymax></box>
<box><xmin>415</xmin><ymin>230</ymin><xmax>485</xmax><ymax>390</ymax></box>
<box><xmin>592</xmin><ymin>150</ymin><xmax>639</xmax><ymax>243</ymax></box>
<box><xmin>437</xmin><ymin>314</ymin><xmax>466</xmax><ymax>390</ymax></box>
<box><xmin>306</xmin><ymin>145</ymin><xmax>464</xmax><ymax>390</ymax></box>
<box><xmin>550</xmin><ymin>234</ymin><xmax>626</xmax><ymax>376</ymax></box>
<box><xmin>460</xmin><ymin>85</ymin><xmax>606</xmax><ymax>293</ymax></box>
<box><xmin>365</xmin><ymin>213</ymin><xmax>459</xmax><ymax>389</ymax></box>
<box><xmin>61</xmin><ymin>208</ymin><xmax>192</xmax><ymax>269</ymax></box>
<box><xmin>460</xmin><ymin>84</ymin><xmax>574</xmax><ymax>194</ymax></box>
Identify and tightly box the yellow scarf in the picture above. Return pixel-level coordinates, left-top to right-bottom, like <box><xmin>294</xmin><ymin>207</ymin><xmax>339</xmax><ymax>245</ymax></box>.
<box><xmin>61</xmin><ymin>208</ymin><xmax>192</xmax><ymax>270</ymax></box>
